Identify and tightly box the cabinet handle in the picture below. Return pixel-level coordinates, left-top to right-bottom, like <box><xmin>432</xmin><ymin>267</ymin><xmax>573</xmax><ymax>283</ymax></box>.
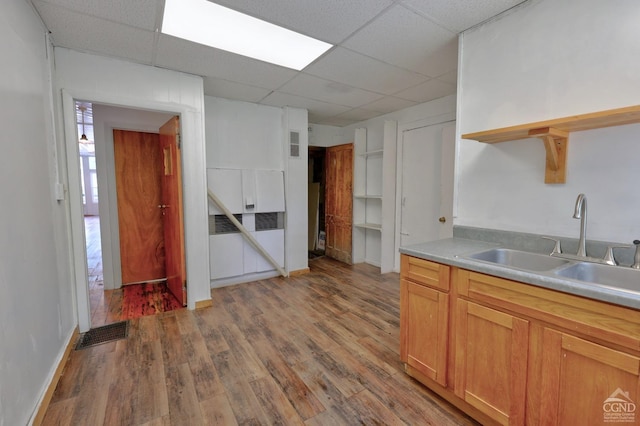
<box><xmin>439</xmin><ymin>217</ymin><xmax>446</xmax><ymax>223</ymax></box>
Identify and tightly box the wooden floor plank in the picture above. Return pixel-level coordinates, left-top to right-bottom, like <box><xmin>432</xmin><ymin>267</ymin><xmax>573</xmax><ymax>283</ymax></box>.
<box><xmin>43</xmin><ymin>257</ymin><xmax>478</xmax><ymax>426</ymax></box>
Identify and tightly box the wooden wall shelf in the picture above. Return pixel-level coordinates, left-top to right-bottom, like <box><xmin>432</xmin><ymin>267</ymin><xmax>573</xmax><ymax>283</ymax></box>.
<box><xmin>461</xmin><ymin>105</ymin><xmax>640</xmax><ymax>184</ymax></box>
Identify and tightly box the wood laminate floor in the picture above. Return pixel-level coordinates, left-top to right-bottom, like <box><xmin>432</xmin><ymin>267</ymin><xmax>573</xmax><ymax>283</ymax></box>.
<box><xmin>85</xmin><ymin>216</ymin><xmax>182</xmax><ymax>326</ymax></box>
<box><xmin>43</xmin><ymin>257</ymin><xmax>477</xmax><ymax>426</ymax></box>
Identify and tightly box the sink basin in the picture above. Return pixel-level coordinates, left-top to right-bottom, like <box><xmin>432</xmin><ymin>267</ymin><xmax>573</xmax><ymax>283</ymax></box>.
<box><xmin>554</xmin><ymin>262</ymin><xmax>640</xmax><ymax>294</ymax></box>
<box><xmin>464</xmin><ymin>248</ymin><xmax>570</xmax><ymax>271</ymax></box>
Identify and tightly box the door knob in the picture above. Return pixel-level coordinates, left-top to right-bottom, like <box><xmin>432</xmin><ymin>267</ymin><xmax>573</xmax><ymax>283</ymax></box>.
<box><xmin>439</xmin><ymin>216</ymin><xmax>446</xmax><ymax>223</ymax></box>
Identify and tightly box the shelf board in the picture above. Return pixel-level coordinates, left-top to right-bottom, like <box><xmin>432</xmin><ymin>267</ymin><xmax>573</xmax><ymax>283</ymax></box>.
<box><xmin>461</xmin><ymin>105</ymin><xmax>640</xmax><ymax>144</ymax></box>
<box><xmin>354</xmin><ymin>223</ymin><xmax>382</xmax><ymax>231</ymax></box>
<box><xmin>360</xmin><ymin>149</ymin><xmax>383</xmax><ymax>157</ymax></box>
<box><xmin>354</xmin><ymin>194</ymin><xmax>383</xmax><ymax>200</ymax></box>
<box><xmin>461</xmin><ymin>105</ymin><xmax>640</xmax><ymax>184</ymax></box>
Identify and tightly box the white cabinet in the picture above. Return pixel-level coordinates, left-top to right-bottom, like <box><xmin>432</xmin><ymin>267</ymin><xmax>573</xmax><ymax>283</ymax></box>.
<box><xmin>207</xmin><ymin>168</ymin><xmax>286</xmax><ymax>282</ymax></box>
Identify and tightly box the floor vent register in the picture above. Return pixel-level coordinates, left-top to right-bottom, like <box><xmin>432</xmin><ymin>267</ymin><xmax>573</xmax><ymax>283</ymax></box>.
<box><xmin>75</xmin><ymin>321</ymin><xmax>129</xmax><ymax>350</ymax></box>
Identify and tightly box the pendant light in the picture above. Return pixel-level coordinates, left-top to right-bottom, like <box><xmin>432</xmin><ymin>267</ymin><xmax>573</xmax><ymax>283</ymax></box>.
<box><xmin>78</xmin><ymin>105</ymin><xmax>89</xmax><ymax>143</ymax></box>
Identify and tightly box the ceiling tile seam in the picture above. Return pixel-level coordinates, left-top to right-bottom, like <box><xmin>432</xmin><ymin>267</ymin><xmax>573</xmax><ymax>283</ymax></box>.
<box><xmin>398</xmin><ymin>1</ymin><xmax>462</xmax><ymax>34</ymax></box>
<box><xmin>327</xmin><ymin>1</ymin><xmax>398</xmax><ymax>46</ymax></box>
<box><xmin>203</xmin><ymin>77</ymin><xmax>281</xmax><ymax>95</ymax></box>
<box><xmin>335</xmin><ymin>45</ymin><xmax>444</xmax><ymax>80</ymax></box>
<box><xmin>285</xmin><ymin>71</ymin><xmax>393</xmax><ymax>98</ymax></box>
<box><xmin>271</xmin><ymin>88</ymin><xmax>378</xmax><ymax>111</ymax></box>
<box><xmin>36</xmin><ymin>0</ymin><xmax>158</xmax><ymax>33</ymax></box>
<box><xmin>461</xmin><ymin>0</ymin><xmax>531</xmax><ymax>33</ymax></box>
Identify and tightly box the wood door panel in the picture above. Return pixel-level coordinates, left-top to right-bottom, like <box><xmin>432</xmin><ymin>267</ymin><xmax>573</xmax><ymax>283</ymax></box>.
<box><xmin>114</xmin><ymin>130</ymin><xmax>165</xmax><ymax>284</ymax></box>
<box><xmin>401</xmin><ymin>278</ymin><xmax>449</xmax><ymax>385</ymax></box>
<box><xmin>160</xmin><ymin>117</ymin><xmax>186</xmax><ymax>306</ymax></box>
<box><xmin>541</xmin><ymin>329</ymin><xmax>640</xmax><ymax>426</ymax></box>
<box><xmin>325</xmin><ymin>143</ymin><xmax>353</xmax><ymax>264</ymax></box>
<box><xmin>455</xmin><ymin>300</ymin><xmax>528</xmax><ymax>425</ymax></box>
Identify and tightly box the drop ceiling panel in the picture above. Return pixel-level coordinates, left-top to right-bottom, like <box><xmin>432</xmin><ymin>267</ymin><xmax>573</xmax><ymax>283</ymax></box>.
<box><xmin>304</xmin><ymin>47</ymin><xmax>428</xmax><ymax>95</ymax></box>
<box><xmin>209</xmin><ymin>0</ymin><xmax>394</xmax><ymax>44</ymax></box>
<box><xmin>261</xmin><ymin>92</ymin><xmax>351</xmax><ymax>118</ymax></box>
<box><xmin>360</xmin><ymin>96</ymin><xmax>418</xmax><ymax>114</ymax></box>
<box><xmin>34</xmin><ymin>1</ymin><xmax>155</xmax><ymax>64</ymax></box>
<box><xmin>402</xmin><ymin>0</ymin><xmax>526</xmax><ymax>32</ymax></box>
<box><xmin>394</xmin><ymin>78</ymin><xmax>456</xmax><ymax>102</ymax></box>
<box><xmin>278</xmin><ymin>74</ymin><xmax>385</xmax><ymax>108</ymax></box>
<box><xmin>332</xmin><ymin>108</ymin><xmax>386</xmax><ymax>123</ymax></box>
<box><xmin>343</xmin><ymin>4</ymin><xmax>457</xmax><ymax>77</ymax></box>
<box><xmin>155</xmin><ymin>35</ymin><xmax>298</xmax><ymax>90</ymax></box>
<box><xmin>203</xmin><ymin>78</ymin><xmax>272</xmax><ymax>103</ymax></box>
<box><xmin>36</xmin><ymin>0</ymin><xmax>160</xmax><ymax>31</ymax></box>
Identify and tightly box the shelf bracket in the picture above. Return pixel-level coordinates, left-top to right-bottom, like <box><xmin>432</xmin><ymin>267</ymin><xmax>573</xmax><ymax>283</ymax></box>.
<box><xmin>529</xmin><ymin>127</ymin><xmax>569</xmax><ymax>184</ymax></box>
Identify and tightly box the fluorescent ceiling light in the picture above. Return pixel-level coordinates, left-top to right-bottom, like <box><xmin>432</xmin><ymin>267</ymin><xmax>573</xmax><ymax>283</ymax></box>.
<box><xmin>162</xmin><ymin>0</ymin><xmax>333</xmax><ymax>70</ymax></box>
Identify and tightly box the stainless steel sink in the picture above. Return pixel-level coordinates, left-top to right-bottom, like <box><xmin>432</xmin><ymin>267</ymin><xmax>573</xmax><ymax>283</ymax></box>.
<box><xmin>554</xmin><ymin>262</ymin><xmax>640</xmax><ymax>294</ymax></box>
<box><xmin>464</xmin><ymin>248</ymin><xmax>570</xmax><ymax>271</ymax></box>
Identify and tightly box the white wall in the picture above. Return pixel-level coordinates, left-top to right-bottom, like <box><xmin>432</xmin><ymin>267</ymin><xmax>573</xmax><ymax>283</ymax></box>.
<box><xmin>53</xmin><ymin>48</ymin><xmax>211</xmax><ymax>323</ymax></box>
<box><xmin>283</xmin><ymin>107</ymin><xmax>310</xmax><ymax>273</ymax></box>
<box><xmin>457</xmin><ymin>0</ymin><xmax>640</xmax><ymax>243</ymax></box>
<box><xmin>0</xmin><ymin>1</ymin><xmax>75</xmax><ymax>424</ymax></box>
<box><xmin>205</xmin><ymin>97</ymin><xmax>283</xmax><ymax>170</ymax></box>
<box><xmin>92</xmin><ymin>104</ymin><xmax>174</xmax><ymax>291</ymax></box>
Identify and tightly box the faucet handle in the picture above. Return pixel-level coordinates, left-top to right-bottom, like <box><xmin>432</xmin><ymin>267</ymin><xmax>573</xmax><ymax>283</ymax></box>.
<box><xmin>542</xmin><ymin>237</ymin><xmax>562</xmax><ymax>255</ymax></box>
<box><xmin>603</xmin><ymin>244</ymin><xmax>633</xmax><ymax>266</ymax></box>
<box><xmin>632</xmin><ymin>240</ymin><xmax>640</xmax><ymax>269</ymax></box>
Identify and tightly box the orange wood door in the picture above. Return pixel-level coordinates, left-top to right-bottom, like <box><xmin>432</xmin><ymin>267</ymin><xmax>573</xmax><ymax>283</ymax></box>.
<box><xmin>455</xmin><ymin>300</ymin><xmax>529</xmax><ymax>425</ymax></box>
<box><xmin>159</xmin><ymin>117</ymin><xmax>186</xmax><ymax>306</ymax></box>
<box><xmin>325</xmin><ymin>143</ymin><xmax>353</xmax><ymax>264</ymax></box>
<box><xmin>540</xmin><ymin>329</ymin><xmax>640</xmax><ymax>426</ymax></box>
<box><xmin>113</xmin><ymin>130</ymin><xmax>165</xmax><ymax>284</ymax></box>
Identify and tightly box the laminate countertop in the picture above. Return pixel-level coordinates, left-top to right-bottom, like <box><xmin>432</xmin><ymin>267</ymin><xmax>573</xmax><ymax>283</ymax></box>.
<box><xmin>400</xmin><ymin>238</ymin><xmax>640</xmax><ymax>310</ymax></box>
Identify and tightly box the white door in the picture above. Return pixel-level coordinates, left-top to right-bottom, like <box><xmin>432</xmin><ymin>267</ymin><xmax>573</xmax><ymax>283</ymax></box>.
<box><xmin>399</xmin><ymin>121</ymin><xmax>455</xmax><ymax>248</ymax></box>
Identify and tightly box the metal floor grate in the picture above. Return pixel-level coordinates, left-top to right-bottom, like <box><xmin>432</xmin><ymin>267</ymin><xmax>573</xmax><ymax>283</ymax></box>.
<box><xmin>76</xmin><ymin>321</ymin><xmax>129</xmax><ymax>350</ymax></box>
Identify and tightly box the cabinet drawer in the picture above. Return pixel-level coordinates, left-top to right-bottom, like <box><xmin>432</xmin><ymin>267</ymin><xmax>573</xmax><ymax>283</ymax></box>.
<box><xmin>401</xmin><ymin>255</ymin><xmax>450</xmax><ymax>291</ymax></box>
<box><xmin>456</xmin><ymin>268</ymin><xmax>640</xmax><ymax>352</ymax></box>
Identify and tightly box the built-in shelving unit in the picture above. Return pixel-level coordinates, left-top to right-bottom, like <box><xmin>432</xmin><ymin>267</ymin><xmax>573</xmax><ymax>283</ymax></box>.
<box><xmin>352</xmin><ymin>121</ymin><xmax>397</xmax><ymax>272</ymax></box>
<box><xmin>462</xmin><ymin>105</ymin><xmax>640</xmax><ymax>184</ymax></box>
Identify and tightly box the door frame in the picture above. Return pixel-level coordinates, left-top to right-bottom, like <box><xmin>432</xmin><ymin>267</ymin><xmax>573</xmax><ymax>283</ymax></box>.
<box><xmin>393</xmin><ymin>113</ymin><xmax>456</xmax><ymax>272</ymax></box>
<box><xmin>62</xmin><ymin>90</ymin><xmax>204</xmax><ymax>332</ymax></box>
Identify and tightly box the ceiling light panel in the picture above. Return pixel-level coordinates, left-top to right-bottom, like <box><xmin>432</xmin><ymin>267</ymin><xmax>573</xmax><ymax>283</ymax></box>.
<box><xmin>162</xmin><ymin>0</ymin><xmax>332</xmax><ymax>70</ymax></box>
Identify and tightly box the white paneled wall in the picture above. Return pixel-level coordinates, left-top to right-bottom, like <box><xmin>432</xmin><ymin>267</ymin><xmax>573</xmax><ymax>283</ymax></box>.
<box><xmin>54</xmin><ymin>48</ymin><xmax>210</xmax><ymax>317</ymax></box>
<box><xmin>204</xmin><ymin>97</ymin><xmax>308</xmax><ymax>284</ymax></box>
<box><xmin>457</xmin><ymin>0</ymin><xmax>640</xmax><ymax>243</ymax></box>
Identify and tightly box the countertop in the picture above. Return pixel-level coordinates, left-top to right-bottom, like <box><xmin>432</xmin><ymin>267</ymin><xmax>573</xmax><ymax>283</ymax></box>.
<box><xmin>400</xmin><ymin>238</ymin><xmax>640</xmax><ymax>310</ymax></box>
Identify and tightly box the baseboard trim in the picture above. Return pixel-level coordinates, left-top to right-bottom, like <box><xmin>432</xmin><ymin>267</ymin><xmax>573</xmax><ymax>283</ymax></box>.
<box><xmin>31</xmin><ymin>326</ymin><xmax>79</xmax><ymax>426</ymax></box>
<box><xmin>195</xmin><ymin>299</ymin><xmax>213</xmax><ymax>309</ymax></box>
<box><xmin>289</xmin><ymin>268</ymin><xmax>310</xmax><ymax>277</ymax></box>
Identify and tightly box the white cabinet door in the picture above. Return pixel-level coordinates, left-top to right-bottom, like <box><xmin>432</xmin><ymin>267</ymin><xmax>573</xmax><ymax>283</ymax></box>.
<box><xmin>209</xmin><ymin>234</ymin><xmax>244</xmax><ymax>279</ymax></box>
<box><xmin>207</xmin><ymin>168</ymin><xmax>243</xmax><ymax>215</ymax></box>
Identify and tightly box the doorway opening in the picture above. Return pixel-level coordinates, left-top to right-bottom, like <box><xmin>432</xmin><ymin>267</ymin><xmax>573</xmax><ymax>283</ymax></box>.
<box><xmin>308</xmin><ymin>146</ymin><xmax>326</xmax><ymax>260</ymax></box>
<box><xmin>75</xmin><ymin>101</ymin><xmax>186</xmax><ymax>328</ymax></box>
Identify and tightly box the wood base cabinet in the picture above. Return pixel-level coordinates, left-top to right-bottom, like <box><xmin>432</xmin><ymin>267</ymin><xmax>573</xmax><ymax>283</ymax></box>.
<box><xmin>540</xmin><ymin>329</ymin><xmax>640</xmax><ymax>426</ymax></box>
<box><xmin>399</xmin><ymin>254</ymin><xmax>640</xmax><ymax>426</ymax></box>
<box><xmin>400</xmin><ymin>256</ymin><xmax>450</xmax><ymax>386</ymax></box>
<box><xmin>455</xmin><ymin>300</ymin><xmax>528</xmax><ymax>425</ymax></box>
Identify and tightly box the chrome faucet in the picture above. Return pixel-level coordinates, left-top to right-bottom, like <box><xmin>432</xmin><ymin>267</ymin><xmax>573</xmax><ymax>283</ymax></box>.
<box><xmin>573</xmin><ymin>193</ymin><xmax>587</xmax><ymax>257</ymax></box>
